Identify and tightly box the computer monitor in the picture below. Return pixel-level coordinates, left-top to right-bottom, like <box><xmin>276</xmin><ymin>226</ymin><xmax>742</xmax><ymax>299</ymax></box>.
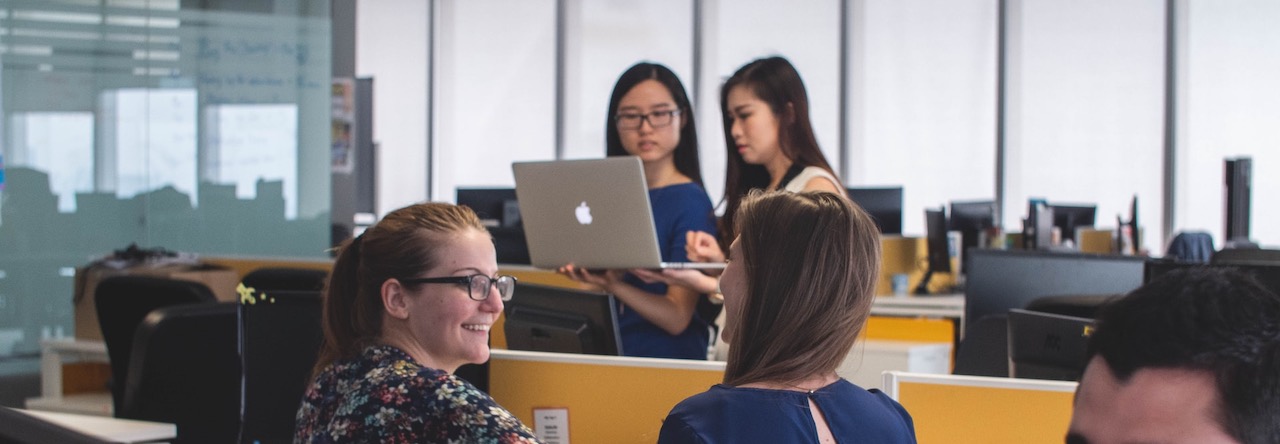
<box><xmin>456</xmin><ymin>188</ymin><xmax>529</xmax><ymax>264</ymax></box>
<box><xmin>1225</xmin><ymin>157</ymin><xmax>1252</xmax><ymax>246</ymax></box>
<box><xmin>964</xmin><ymin>249</ymin><xmax>1145</xmax><ymax>337</ymax></box>
<box><xmin>503</xmin><ymin>282</ymin><xmax>623</xmax><ymax>356</ymax></box>
<box><xmin>948</xmin><ymin>200</ymin><xmax>996</xmax><ymax>273</ymax></box>
<box><xmin>1049</xmin><ymin>204</ymin><xmax>1096</xmax><ymax>243</ymax></box>
<box><xmin>846</xmin><ymin>187</ymin><xmax>903</xmax><ymax>235</ymax></box>
<box><xmin>1144</xmin><ymin>259</ymin><xmax>1280</xmax><ymax>296</ymax></box>
<box><xmin>1007</xmin><ymin>308</ymin><xmax>1094</xmax><ymax>381</ymax></box>
<box><xmin>916</xmin><ymin>207</ymin><xmax>951</xmax><ymax>295</ymax></box>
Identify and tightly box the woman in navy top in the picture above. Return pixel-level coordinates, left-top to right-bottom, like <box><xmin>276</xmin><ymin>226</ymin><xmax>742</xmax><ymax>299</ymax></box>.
<box><xmin>558</xmin><ymin>62</ymin><xmax>716</xmax><ymax>360</ymax></box>
<box><xmin>658</xmin><ymin>191</ymin><xmax>917</xmax><ymax>443</ymax></box>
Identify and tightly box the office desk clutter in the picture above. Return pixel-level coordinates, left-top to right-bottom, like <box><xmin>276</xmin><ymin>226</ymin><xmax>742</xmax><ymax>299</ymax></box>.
<box><xmin>295</xmin><ymin>202</ymin><xmax>538</xmax><ymax>443</ymax></box>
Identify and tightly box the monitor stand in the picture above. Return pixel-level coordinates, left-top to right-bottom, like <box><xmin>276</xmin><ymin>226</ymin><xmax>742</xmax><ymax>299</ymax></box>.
<box><xmin>914</xmin><ymin>269</ymin><xmax>935</xmax><ymax>295</ymax></box>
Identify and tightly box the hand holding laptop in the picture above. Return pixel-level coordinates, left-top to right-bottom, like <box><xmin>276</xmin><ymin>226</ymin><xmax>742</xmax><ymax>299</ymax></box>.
<box><xmin>629</xmin><ymin>268</ymin><xmax>719</xmax><ymax>294</ymax></box>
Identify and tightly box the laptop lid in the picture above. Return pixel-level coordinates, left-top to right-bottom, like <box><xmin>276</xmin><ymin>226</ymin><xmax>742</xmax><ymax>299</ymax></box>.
<box><xmin>512</xmin><ymin>157</ymin><xmax>722</xmax><ymax>270</ymax></box>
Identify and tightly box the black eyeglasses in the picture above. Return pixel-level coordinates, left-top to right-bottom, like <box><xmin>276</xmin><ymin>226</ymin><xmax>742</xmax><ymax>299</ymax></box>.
<box><xmin>614</xmin><ymin>109</ymin><xmax>681</xmax><ymax>130</ymax></box>
<box><xmin>399</xmin><ymin>274</ymin><xmax>517</xmax><ymax>301</ymax></box>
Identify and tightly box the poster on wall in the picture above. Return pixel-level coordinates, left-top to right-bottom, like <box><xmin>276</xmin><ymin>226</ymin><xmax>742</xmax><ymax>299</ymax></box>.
<box><xmin>331</xmin><ymin>78</ymin><xmax>356</xmax><ymax>174</ymax></box>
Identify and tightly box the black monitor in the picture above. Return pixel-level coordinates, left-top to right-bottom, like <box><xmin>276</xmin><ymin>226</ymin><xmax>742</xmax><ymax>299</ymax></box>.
<box><xmin>1007</xmin><ymin>308</ymin><xmax>1094</xmax><ymax>381</ymax></box>
<box><xmin>846</xmin><ymin>187</ymin><xmax>903</xmax><ymax>235</ymax></box>
<box><xmin>948</xmin><ymin>200</ymin><xmax>996</xmax><ymax>274</ymax></box>
<box><xmin>503</xmin><ymin>283</ymin><xmax>623</xmax><ymax>356</ymax></box>
<box><xmin>964</xmin><ymin>249</ymin><xmax>1145</xmax><ymax>337</ymax></box>
<box><xmin>916</xmin><ymin>207</ymin><xmax>951</xmax><ymax>295</ymax></box>
<box><xmin>1144</xmin><ymin>259</ymin><xmax>1280</xmax><ymax>296</ymax></box>
<box><xmin>1225</xmin><ymin>157</ymin><xmax>1252</xmax><ymax>246</ymax></box>
<box><xmin>1049</xmin><ymin>204</ymin><xmax>1096</xmax><ymax>243</ymax></box>
<box><xmin>456</xmin><ymin>188</ymin><xmax>529</xmax><ymax>264</ymax></box>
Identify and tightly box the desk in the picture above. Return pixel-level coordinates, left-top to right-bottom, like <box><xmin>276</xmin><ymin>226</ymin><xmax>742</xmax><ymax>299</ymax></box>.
<box><xmin>871</xmin><ymin>293</ymin><xmax>965</xmax><ymax>335</ymax></box>
<box><xmin>15</xmin><ymin>409</ymin><xmax>175</xmax><ymax>443</ymax></box>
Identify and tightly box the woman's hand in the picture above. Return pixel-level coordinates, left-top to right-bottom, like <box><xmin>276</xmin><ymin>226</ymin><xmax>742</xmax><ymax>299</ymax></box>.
<box><xmin>557</xmin><ymin>264</ymin><xmax>621</xmax><ymax>291</ymax></box>
<box><xmin>631</xmin><ymin>268</ymin><xmax>719</xmax><ymax>295</ymax></box>
<box><xmin>685</xmin><ymin>230</ymin><xmax>725</xmax><ymax>263</ymax></box>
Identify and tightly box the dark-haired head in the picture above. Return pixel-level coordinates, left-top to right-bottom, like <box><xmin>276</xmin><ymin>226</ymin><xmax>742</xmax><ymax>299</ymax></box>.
<box><xmin>721</xmin><ymin>191</ymin><xmax>880</xmax><ymax>387</ymax></box>
<box><xmin>1080</xmin><ymin>267</ymin><xmax>1280</xmax><ymax>443</ymax></box>
<box><xmin>605</xmin><ymin>62</ymin><xmax>702</xmax><ymax>187</ymax></box>
<box><xmin>718</xmin><ymin>56</ymin><xmax>836</xmax><ymax>249</ymax></box>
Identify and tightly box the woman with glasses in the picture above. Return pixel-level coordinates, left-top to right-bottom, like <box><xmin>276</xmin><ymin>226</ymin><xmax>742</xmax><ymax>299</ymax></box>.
<box><xmin>296</xmin><ymin>202</ymin><xmax>539</xmax><ymax>443</ymax></box>
<box><xmin>658</xmin><ymin>191</ymin><xmax>916</xmax><ymax>443</ymax></box>
<box><xmin>558</xmin><ymin>62</ymin><xmax>717</xmax><ymax>360</ymax></box>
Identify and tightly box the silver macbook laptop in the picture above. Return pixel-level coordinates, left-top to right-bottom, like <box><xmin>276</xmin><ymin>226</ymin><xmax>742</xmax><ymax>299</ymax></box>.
<box><xmin>512</xmin><ymin>157</ymin><xmax>725</xmax><ymax>270</ymax></box>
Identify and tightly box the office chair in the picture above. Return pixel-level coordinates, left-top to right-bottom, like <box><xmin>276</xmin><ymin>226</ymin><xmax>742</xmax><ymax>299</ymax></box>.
<box><xmin>238</xmin><ymin>290</ymin><xmax>323</xmax><ymax>444</ymax></box>
<box><xmin>94</xmin><ymin>275</ymin><xmax>215</xmax><ymax>414</ymax></box>
<box><xmin>952</xmin><ymin>313</ymin><xmax>1008</xmax><ymax>378</ymax></box>
<box><xmin>1211</xmin><ymin>247</ymin><xmax>1280</xmax><ymax>266</ymax></box>
<box><xmin>240</xmin><ymin>267</ymin><xmax>329</xmax><ymax>293</ymax></box>
<box><xmin>123</xmin><ymin>303</ymin><xmax>240</xmax><ymax>444</ymax></box>
<box><xmin>1023</xmin><ymin>293</ymin><xmax>1120</xmax><ymax>320</ymax></box>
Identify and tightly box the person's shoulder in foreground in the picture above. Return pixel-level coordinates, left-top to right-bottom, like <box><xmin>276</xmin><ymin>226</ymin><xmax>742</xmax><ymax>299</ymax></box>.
<box><xmin>1067</xmin><ymin>266</ymin><xmax>1280</xmax><ymax>444</ymax></box>
<box><xmin>296</xmin><ymin>344</ymin><xmax>539</xmax><ymax>443</ymax></box>
<box><xmin>658</xmin><ymin>378</ymin><xmax>915</xmax><ymax>444</ymax></box>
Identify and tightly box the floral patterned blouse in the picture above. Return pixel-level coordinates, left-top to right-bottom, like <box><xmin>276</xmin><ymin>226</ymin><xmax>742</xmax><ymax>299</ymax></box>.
<box><xmin>295</xmin><ymin>345</ymin><xmax>541</xmax><ymax>443</ymax></box>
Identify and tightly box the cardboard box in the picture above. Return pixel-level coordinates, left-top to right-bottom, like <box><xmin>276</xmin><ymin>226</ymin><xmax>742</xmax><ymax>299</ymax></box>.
<box><xmin>73</xmin><ymin>263</ymin><xmax>241</xmax><ymax>340</ymax></box>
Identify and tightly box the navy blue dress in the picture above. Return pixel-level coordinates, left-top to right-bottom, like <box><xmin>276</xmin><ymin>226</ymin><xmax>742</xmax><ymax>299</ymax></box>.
<box><xmin>617</xmin><ymin>182</ymin><xmax>716</xmax><ymax>360</ymax></box>
<box><xmin>658</xmin><ymin>379</ymin><xmax>917</xmax><ymax>443</ymax></box>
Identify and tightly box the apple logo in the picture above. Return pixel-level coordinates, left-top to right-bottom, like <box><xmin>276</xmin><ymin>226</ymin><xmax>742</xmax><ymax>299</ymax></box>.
<box><xmin>575</xmin><ymin>201</ymin><xmax>593</xmax><ymax>225</ymax></box>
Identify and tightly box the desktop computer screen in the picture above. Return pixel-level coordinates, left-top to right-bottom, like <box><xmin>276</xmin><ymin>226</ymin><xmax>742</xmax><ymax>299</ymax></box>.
<box><xmin>1049</xmin><ymin>204</ymin><xmax>1096</xmax><ymax>243</ymax></box>
<box><xmin>949</xmin><ymin>200</ymin><xmax>995</xmax><ymax>274</ymax></box>
<box><xmin>915</xmin><ymin>208</ymin><xmax>951</xmax><ymax>295</ymax></box>
<box><xmin>503</xmin><ymin>283</ymin><xmax>623</xmax><ymax>356</ymax></box>
<box><xmin>846</xmin><ymin>187</ymin><xmax>904</xmax><ymax>235</ymax></box>
<box><xmin>456</xmin><ymin>188</ymin><xmax>529</xmax><ymax>264</ymax></box>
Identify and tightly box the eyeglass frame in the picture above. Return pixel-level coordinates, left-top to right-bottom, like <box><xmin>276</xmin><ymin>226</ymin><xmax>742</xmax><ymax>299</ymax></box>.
<box><xmin>613</xmin><ymin>109</ymin><xmax>682</xmax><ymax>130</ymax></box>
<box><xmin>398</xmin><ymin>274</ymin><xmax>518</xmax><ymax>301</ymax></box>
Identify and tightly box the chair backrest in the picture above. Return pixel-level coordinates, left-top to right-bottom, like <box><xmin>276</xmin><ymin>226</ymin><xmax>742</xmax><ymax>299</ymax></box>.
<box><xmin>94</xmin><ymin>275</ymin><xmax>215</xmax><ymax>414</ymax></box>
<box><xmin>1023</xmin><ymin>293</ymin><xmax>1119</xmax><ymax>319</ymax></box>
<box><xmin>952</xmin><ymin>313</ymin><xmax>1008</xmax><ymax>377</ymax></box>
<box><xmin>122</xmin><ymin>303</ymin><xmax>240</xmax><ymax>443</ymax></box>
<box><xmin>240</xmin><ymin>267</ymin><xmax>329</xmax><ymax>293</ymax></box>
<box><xmin>238</xmin><ymin>290</ymin><xmax>323</xmax><ymax>444</ymax></box>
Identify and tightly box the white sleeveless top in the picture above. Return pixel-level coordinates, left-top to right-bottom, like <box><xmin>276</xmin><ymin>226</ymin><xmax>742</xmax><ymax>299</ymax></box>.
<box><xmin>782</xmin><ymin>166</ymin><xmax>841</xmax><ymax>192</ymax></box>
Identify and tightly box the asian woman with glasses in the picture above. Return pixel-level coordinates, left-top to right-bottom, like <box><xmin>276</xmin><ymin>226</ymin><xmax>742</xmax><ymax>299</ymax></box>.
<box><xmin>296</xmin><ymin>202</ymin><xmax>540</xmax><ymax>443</ymax></box>
<box><xmin>557</xmin><ymin>62</ymin><xmax>718</xmax><ymax>360</ymax></box>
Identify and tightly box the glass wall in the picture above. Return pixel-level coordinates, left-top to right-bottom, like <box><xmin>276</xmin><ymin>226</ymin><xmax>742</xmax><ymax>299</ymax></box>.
<box><xmin>0</xmin><ymin>0</ymin><xmax>331</xmax><ymax>359</ymax></box>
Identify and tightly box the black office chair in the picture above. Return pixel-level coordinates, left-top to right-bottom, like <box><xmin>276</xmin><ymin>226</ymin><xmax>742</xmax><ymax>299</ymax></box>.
<box><xmin>238</xmin><ymin>290</ymin><xmax>323</xmax><ymax>444</ymax></box>
<box><xmin>122</xmin><ymin>303</ymin><xmax>240</xmax><ymax>444</ymax></box>
<box><xmin>1211</xmin><ymin>248</ymin><xmax>1280</xmax><ymax>266</ymax></box>
<box><xmin>952</xmin><ymin>313</ymin><xmax>1008</xmax><ymax>378</ymax></box>
<box><xmin>94</xmin><ymin>275</ymin><xmax>215</xmax><ymax>414</ymax></box>
<box><xmin>1023</xmin><ymin>294</ymin><xmax>1120</xmax><ymax>320</ymax></box>
<box><xmin>240</xmin><ymin>267</ymin><xmax>329</xmax><ymax>293</ymax></box>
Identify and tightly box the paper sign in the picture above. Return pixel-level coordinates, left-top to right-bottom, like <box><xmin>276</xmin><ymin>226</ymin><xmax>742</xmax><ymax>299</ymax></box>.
<box><xmin>533</xmin><ymin>407</ymin><xmax>569</xmax><ymax>444</ymax></box>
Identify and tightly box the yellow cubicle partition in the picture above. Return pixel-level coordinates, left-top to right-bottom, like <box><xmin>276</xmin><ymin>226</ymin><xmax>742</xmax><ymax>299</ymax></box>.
<box><xmin>883</xmin><ymin>371</ymin><xmax>1077</xmax><ymax>444</ymax></box>
<box><xmin>489</xmin><ymin>350</ymin><xmax>724</xmax><ymax>443</ymax></box>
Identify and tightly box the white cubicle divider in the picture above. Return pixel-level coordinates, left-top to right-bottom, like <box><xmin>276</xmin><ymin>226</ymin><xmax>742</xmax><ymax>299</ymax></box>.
<box><xmin>839</xmin><ymin>340</ymin><xmax>952</xmax><ymax>389</ymax></box>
